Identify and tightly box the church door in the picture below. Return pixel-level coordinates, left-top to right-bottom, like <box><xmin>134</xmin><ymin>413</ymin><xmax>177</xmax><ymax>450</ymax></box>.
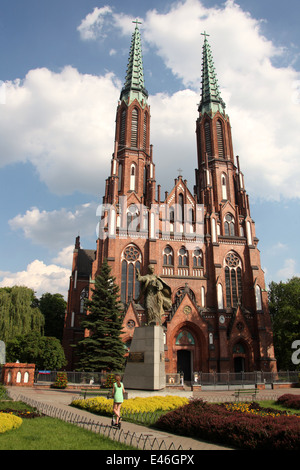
<box><xmin>177</xmin><ymin>350</ymin><xmax>192</xmax><ymax>381</ymax></box>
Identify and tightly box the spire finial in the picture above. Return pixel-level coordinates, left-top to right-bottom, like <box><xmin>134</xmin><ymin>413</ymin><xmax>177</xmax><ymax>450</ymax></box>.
<box><xmin>132</xmin><ymin>18</ymin><xmax>142</xmax><ymax>28</ymax></box>
<box><xmin>201</xmin><ymin>31</ymin><xmax>210</xmax><ymax>40</ymax></box>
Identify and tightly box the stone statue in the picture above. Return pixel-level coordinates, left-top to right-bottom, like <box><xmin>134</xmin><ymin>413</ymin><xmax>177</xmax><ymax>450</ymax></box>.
<box><xmin>135</xmin><ymin>264</ymin><xmax>172</xmax><ymax>325</ymax></box>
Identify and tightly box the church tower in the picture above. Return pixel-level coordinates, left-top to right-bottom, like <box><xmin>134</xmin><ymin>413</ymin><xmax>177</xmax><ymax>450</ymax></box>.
<box><xmin>63</xmin><ymin>25</ymin><xmax>277</xmax><ymax>377</ymax></box>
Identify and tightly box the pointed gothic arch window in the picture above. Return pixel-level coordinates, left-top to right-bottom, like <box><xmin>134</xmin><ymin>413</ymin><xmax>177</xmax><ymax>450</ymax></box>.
<box><xmin>143</xmin><ymin>112</ymin><xmax>148</xmax><ymax>150</ymax></box>
<box><xmin>193</xmin><ymin>248</ymin><xmax>203</xmax><ymax>267</ymax></box>
<box><xmin>130</xmin><ymin>164</ymin><xmax>136</xmax><ymax>191</ymax></box>
<box><xmin>121</xmin><ymin>244</ymin><xmax>142</xmax><ymax>304</ymax></box>
<box><xmin>204</xmin><ymin>121</ymin><xmax>212</xmax><ymax>157</ymax></box>
<box><xmin>221</xmin><ymin>174</ymin><xmax>227</xmax><ymax>200</ymax></box>
<box><xmin>255</xmin><ymin>285</ymin><xmax>262</xmax><ymax>310</ymax></box>
<box><xmin>131</xmin><ymin>108</ymin><xmax>138</xmax><ymax>148</ymax></box>
<box><xmin>178</xmin><ymin>247</ymin><xmax>188</xmax><ymax>266</ymax></box>
<box><xmin>80</xmin><ymin>286</ymin><xmax>89</xmax><ymax>314</ymax></box>
<box><xmin>178</xmin><ymin>193</ymin><xmax>184</xmax><ymax>223</ymax></box>
<box><xmin>120</xmin><ymin>109</ymin><xmax>126</xmax><ymax>146</ymax></box>
<box><xmin>224</xmin><ymin>252</ymin><xmax>242</xmax><ymax>307</ymax></box>
<box><xmin>216</xmin><ymin>119</ymin><xmax>224</xmax><ymax>158</ymax></box>
<box><xmin>163</xmin><ymin>246</ymin><xmax>173</xmax><ymax>265</ymax></box>
<box><xmin>224</xmin><ymin>213</ymin><xmax>235</xmax><ymax>236</ymax></box>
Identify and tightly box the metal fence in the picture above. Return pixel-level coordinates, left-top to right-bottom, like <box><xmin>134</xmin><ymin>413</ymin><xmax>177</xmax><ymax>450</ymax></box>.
<box><xmin>35</xmin><ymin>370</ymin><xmax>299</xmax><ymax>388</ymax></box>
<box><xmin>192</xmin><ymin>370</ymin><xmax>299</xmax><ymax>388</ymax></box>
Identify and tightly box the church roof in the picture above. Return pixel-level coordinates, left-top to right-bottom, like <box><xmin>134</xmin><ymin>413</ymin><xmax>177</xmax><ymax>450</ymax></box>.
<box><xmin>120</xmin><ymin>20</ymin><xmax>148</xmax><ymax>106</ymax></box>
<box><xmin>199</xmin><ymin>32</ymin><xmax>226</xmax><ymax>116</ymax></box>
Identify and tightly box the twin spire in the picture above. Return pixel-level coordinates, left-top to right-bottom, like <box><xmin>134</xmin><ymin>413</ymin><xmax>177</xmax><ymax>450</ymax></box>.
<box><xmin>120</xmin><ymin>19</ymin><xmax>148</xmax><ymax>106</ymax></box>
<box><xmin>199</xmin><ymin>31</ymin><xmax>226</xmax><ymax>115</ymax></box>
<box><xmin>120</xmin><ymin>22</ymin><xmax>225</xmax><ymax>115</ymax></box>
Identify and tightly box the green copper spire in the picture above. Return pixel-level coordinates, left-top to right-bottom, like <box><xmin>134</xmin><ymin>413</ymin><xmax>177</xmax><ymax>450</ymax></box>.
<box><xmin>199</xmin><ymin>32</ymin><xmax>225</xmax><ymax>115</ymax></box>
<box><xmin>120</xmin><ymin>20</ymin><xmax>148</xmax><ymax>106</ymax></box>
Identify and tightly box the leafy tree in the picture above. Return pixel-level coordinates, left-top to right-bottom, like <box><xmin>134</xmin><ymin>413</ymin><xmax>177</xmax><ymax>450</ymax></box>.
<box><xmin>0</xmin><ymin>286</ymin><xmax>44</xmax><ymax>342</ymax></box>
<box><xmin>76</xmin><ymin>259</ymin><xmax>125</xmax><ymax>372</ymax></box>
<box><xmin>268</xmin><ymin>277</ymin><xmax>300</xmax><ymax>370</ymax></box>
<box><xmin>6</xmin><ymin>331</ymin><xmax>67</xmax><ymax>370</ymax></box>
<box><xmin>39</xmin><ymin>293</ymin><xmax>66</xmax><ymax>341</ymax></box>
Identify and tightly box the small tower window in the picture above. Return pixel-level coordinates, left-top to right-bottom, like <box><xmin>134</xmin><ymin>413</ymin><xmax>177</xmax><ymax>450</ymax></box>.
<box><xmin>216</xmin><ymin>119</ymin><xmax>224</xmax><ymax>158</ymax></box>
<box><xmin>221</xmin><ymin>174</ymin><xmax>227</xmax><ymax>200</ymax></box>
<box><xmin>204</xmin><ymin>121</ymin><xmax>212</xmax><ymax>157</ymax></box>
<box><xmin>130</xmin><ymin>164</ymin><xmax>136</xmax><ymax>191</ymax></box>
<box><xmin>224</xmin><ymin>213</ymin><xmax>235</xmax><ymax>236</ymax></box>
<box><xmin>143</xmin><ymin>112</ymin><xmax>148</xmax><ymax>150</ymax></box>
<box><xmin>131</xmin><ymin>108</ymin><xmax>138</xmax><ymax>148</ymax></box>
<box><xmin>120</xmin><ymin>109</ymin><xmax>126</xmax><ymax>145</ymax></box>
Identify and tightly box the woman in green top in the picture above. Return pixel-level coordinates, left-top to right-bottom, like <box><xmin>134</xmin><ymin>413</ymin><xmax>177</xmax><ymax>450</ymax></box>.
<box><xmin>112</xmin><ymin>374</ymin><xmax>125</xmax><ymax>427</ymax></box>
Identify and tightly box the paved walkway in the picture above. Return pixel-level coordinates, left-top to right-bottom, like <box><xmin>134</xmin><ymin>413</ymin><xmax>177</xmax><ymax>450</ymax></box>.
<box><xmin>7</xmin><ymin>385</ymin><xmax>300</xmax><ymax>451</ymax></box>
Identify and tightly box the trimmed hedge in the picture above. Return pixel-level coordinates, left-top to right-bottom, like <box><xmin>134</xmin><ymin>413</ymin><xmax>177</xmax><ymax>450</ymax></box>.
<box><xmin>276</xmin><ymin>394</ymin><xmax>300</xmax><ymax>410</ymax></box>
<box><xmin>155</xmin><ymin>399</ymin><xmax>300</xmax><ymax>450</ymax></box>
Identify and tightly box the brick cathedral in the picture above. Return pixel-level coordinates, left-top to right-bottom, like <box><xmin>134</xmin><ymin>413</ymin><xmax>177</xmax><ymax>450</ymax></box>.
<box><xmin>62</xmin><ymin>24</ymin><xmax>277</xmax><ymax>378</ymax></box>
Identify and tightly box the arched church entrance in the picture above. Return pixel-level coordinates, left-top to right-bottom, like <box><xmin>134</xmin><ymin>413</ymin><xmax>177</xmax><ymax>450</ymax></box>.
<box><xmin>175</xmin><ymin>329</ymin><xmax>197</xmax><ymax>382</ymax></box>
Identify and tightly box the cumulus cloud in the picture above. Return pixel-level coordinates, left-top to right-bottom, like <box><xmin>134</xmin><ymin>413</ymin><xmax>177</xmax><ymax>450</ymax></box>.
<box><xmin>0</xmin><ymin>260</ymin><xmax>70</xmax><ymax>298</ymax></box>
<box><xmin>9</xmin><ymin>202</ymin><xmax>98</xmax><ymax>250</ymax></box>
<box><xmin>0</xmin><ymin>67</ymin><xmax>120</xmax><ymax>195</ymax></box>
<box><xmin>1</xmin><ymin>0</ymin><xmax>300</xmax><ymax>202</ymax></box>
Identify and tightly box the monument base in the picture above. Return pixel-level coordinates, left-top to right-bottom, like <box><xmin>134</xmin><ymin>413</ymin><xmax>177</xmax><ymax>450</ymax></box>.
<box><xmin>123</xmin><ymin>325</ymin><xmax>166</xmax><ymax>390</ymax></box>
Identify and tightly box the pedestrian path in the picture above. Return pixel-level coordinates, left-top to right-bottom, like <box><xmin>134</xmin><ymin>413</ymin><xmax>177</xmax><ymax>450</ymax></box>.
<box><xmin>7</xmin><ymin>386</ymin><xmax>233</xmax><ymax>451</ymax></box>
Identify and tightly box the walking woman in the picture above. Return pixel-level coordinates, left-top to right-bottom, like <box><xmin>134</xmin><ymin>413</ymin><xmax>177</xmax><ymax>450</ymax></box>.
<box><xmin>112</xmin><ymin>374</ymin><xmax>125</xmax><ymax>428</ymax></box>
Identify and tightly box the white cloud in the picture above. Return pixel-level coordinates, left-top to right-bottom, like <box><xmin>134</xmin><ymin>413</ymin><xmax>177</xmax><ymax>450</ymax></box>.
<box><xmin>1</xmin><ymin>0</ymin><xmax>300</xmax><ymax>202</ymax></box>
<box><xmin>141</xmin><ymin>0</ymin><xmax>300</xmax><ymax>200</ymax></box>
<box><xmin>0</xmin><ymin>67</ymin><xmax>120</xmax><ymax>195</ymax></box>
<box><xmin>9</xmin><ymin>202</ymin><xmax>98</xmax><ymax>250</ymax></box>
<box><xmin>0</xmin><ymin>260</ymin><xmax>70</xmax><ymax>298</ymax></box>
<box><xmin>77</xmin><ymin>6</ymin><xmax>113</xmax><ymax>40</ymax></box>
<box><xmin>276</xmin><ymin>258</ymin><xmax>299</xmax><ymax>281</ymax></box>
<box><xmin>52</xmin><ymin>245</ymin><xmax>74</xmax><ymax>268</ymax></box>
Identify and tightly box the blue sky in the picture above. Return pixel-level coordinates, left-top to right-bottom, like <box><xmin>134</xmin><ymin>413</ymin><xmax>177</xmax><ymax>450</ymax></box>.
<box><xmin>0</xmin><ymin>0</ymin><xmax>299</xmax><ymax>298</ymax></box>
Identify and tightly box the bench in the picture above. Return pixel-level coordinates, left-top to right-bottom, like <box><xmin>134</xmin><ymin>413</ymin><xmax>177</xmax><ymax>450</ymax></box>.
<box><xmin>233</xmin><ymin>389</ymin><xmax>259</xmax><ymax>400</ymax></box>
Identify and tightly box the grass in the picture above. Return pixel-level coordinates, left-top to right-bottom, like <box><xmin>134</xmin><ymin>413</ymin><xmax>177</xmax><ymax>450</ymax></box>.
<box><xmin>257</xmin><ymin>399</ymin><xmax>300</xmax><ymax>416</ymax></box>
<box><xmin>0</xmin><ymin>385</ymin><xmax>136</xmax><ymax>451</ymax></box>
<box><xmin>0</xmin><ymin>415</ymin><xmax>136</xmax><ymax>450</ymax></box>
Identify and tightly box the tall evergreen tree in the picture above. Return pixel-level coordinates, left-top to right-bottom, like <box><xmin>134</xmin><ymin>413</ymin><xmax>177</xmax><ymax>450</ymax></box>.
<box><xmin>76</xmin><ymin>259</ymin><xmax>125</xmax><ymax>372</ymax></box>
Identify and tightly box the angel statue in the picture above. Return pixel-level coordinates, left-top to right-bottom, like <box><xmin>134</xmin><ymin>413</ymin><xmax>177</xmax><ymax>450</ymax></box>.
<box><xmin>135</xmin><ymin>264</ymin><xmax>172</xmax><ymax>325</ymax></box>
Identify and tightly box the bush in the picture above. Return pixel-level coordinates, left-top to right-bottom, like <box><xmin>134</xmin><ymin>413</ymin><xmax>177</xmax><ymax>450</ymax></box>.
<box><xmin>277</xmin><ymin>394</ymin><xmax>300</xmax><ymax>410</ymax></box>
<box><xmin>71</xmin><ymin>395</ymin><xmax>189</xmax><ymax>418</ymax></box>
<box><xmin>155</xmin><ymin>399</ymin><xmax>300</xmax><ymax>450</ymax></box>
<box><xmin>0</xmin><ymin>413</ymin><xmax>22</xmax><ymax>433</ymax></box>
<box><xmin>51</xmin><ymin>372</ymin><xmax>68</xmax><ymax>389</ymax></box>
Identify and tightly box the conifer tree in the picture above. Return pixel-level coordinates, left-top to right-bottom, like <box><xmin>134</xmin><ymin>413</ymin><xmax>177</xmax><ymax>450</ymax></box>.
<box><xmin>76</xmin><ymin>259</ymin><xmax>125</xmax><ymax>372</ymax></box>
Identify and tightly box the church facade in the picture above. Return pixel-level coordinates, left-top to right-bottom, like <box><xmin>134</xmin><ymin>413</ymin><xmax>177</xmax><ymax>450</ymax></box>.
<box><xmin>62</xmin><ymin>25</ymin><xmax>277</xmax><ymax>378</ymax></box>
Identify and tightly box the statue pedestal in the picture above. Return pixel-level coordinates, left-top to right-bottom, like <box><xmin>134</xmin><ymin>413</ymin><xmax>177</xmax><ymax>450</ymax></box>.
<box><xmin>123</xmin><ymin>325</ymin><xmax>166</xmax><ymax>390</ymax></box>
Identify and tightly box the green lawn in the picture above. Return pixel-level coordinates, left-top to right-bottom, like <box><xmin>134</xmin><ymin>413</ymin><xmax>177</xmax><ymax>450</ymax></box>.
<box><xmin>0</xmin><ymin>415</ymin><xmax>136</xmax><ymax>450</ymax></box>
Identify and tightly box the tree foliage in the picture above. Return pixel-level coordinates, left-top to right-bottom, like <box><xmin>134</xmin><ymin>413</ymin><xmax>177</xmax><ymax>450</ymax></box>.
<box><xmin>76</xmin><ymin>259</ymin><xmax>125</xmax><ymax>372</ymax></box>
<box><xmin>6</xmin><ymin>331</ymin><xmax>67</xmax><ymax>370</ymax></box>
<box><xmin>268</xmin><ymin>277</ymin><xmax>300</xmax><ymax>370</ymax></box>
<box><xmin>39</xmin><ymin>292</ymin><xmax>66</xmax><ymax>341</ymax></box>
<box><xmin>0</xmin><ymin>286</ymin><xmax>44</xmax><ymax>343</ymax></box>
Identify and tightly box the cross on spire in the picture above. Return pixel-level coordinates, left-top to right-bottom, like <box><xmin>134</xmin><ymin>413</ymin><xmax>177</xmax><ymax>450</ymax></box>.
<box><xmin>132</xmin><ymin>18</ymin><xmax>142</xmax><ymax>28</ymax></box>
<box><xmin>201</xmin><ymin>31</ymin><xmax>210</xmax><ymax>40</ymax></box>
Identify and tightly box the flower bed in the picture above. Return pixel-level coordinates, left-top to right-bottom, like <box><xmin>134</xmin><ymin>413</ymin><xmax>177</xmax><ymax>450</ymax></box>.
<box><xmin>71</xmin><ymin>395</ymin><xmax>189</xmax><ymax>417</ymax></box>
<box><xmin>276</xmin><ymin>394</ymin><xmax>300</xmax><ymax>410</ymax></box>
<box><xmin>155</xmin><ymin>399</ymin><xmax>300</xmax><ymax>450</ymax></box>
<box><xmin>0</xmin><ymin>413</ymin><xmax>22</xmax><ymax>434</ymax></box>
